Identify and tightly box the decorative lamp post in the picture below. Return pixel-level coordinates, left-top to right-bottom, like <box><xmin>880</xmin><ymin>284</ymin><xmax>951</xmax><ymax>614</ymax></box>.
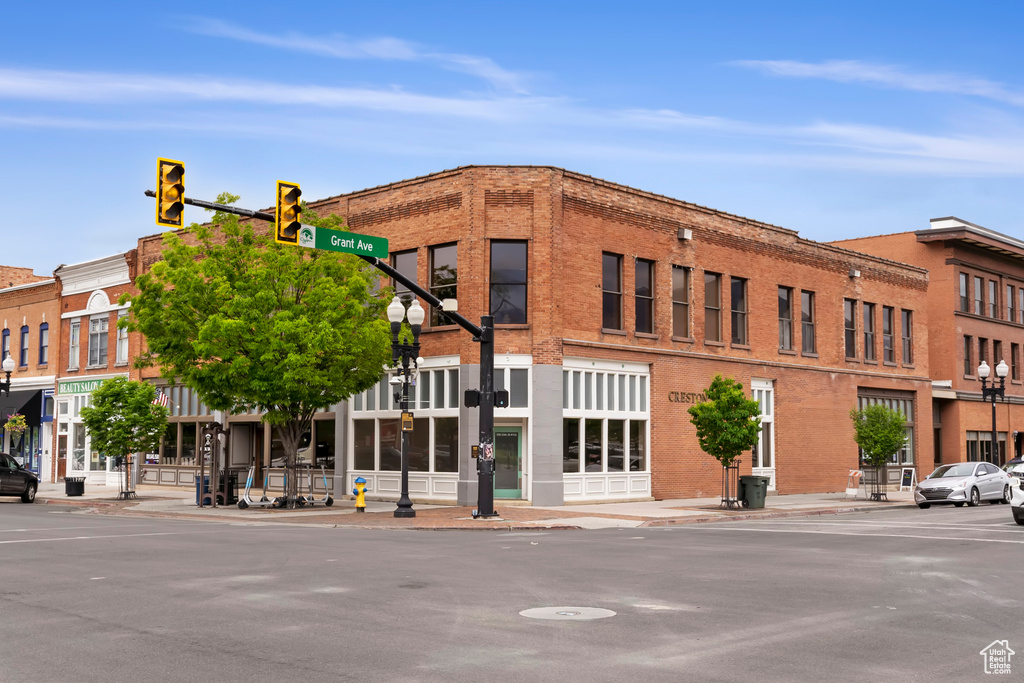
<box><xmin>0</xmin><ymin>354</ymin><xmax>14</xmax><ymax>396</ymax></box>
<box><xmin>979</xmin><ymin>359</ymin><xmax>1009</xmax><ymax>464</ymax></box>
<box><xmin>387</xmin><ymin>296</ymin><xmax>425</xmax><ymax>518</ymax></box>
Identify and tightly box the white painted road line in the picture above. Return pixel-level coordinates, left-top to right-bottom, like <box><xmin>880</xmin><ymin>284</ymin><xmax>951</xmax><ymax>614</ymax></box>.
<box><xmin>0</xmin><ymin>524</ymin><xmax>159</xmax><ymax>534</ymax></box>
<box><xmin>0</xmin><ymin>530</ymin><xmax>234</xmax><ymax>545</ymax></box>
<box><xmin>689</xmin><ymin>526</ymin><xmax>1024</xmax><ymax>544</ymax></box>
<box><xmin>760</xmin><ymin>520</ymin><xmax>1022</xmax><ymax>533</ymax></box>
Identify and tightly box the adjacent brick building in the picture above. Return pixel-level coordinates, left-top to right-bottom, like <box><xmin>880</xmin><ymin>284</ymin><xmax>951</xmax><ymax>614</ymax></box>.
<box><xmin>836</xmin><ymin>216</ymin><xmax>1024</xmax><ymax>469</ymax></box>
<box><xmin>0</xmin><ymin>274</ymin><xmax>59</xmax><ymax>479</ymax></box>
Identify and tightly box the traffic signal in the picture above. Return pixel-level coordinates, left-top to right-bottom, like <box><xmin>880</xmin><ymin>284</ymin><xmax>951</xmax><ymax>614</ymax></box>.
<box><xmin>275</xmin><ymin>181</ymin><xmax>302</xmax><ymax>244</ymax></box>
<box><xmin>155</xmin><ymin>158</ymin><xmax>185</xmax><ymax>228</ymax></box>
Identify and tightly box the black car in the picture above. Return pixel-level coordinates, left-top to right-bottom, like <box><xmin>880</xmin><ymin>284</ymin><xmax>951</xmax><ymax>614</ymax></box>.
<box><xmin>0</xmin><ymin>452</ymin><xmax>38</xmax><ymax>503</ymax></box>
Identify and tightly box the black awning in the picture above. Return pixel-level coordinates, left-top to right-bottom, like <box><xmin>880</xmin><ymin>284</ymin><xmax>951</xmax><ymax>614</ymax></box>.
<box><xmin>0</xmin><ymin>389</ymin><xmax>42</xmax><ymax>425</ymax></box>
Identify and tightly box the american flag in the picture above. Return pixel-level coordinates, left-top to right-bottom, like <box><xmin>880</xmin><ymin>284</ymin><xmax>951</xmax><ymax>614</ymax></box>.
<box><xmin>152</xmin><ymin>390</ymin><xmax>169</xmax><ymax>408</ymax></box>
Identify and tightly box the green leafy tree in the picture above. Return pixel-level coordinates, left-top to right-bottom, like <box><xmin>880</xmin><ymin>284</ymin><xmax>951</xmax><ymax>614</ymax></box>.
<box><xmin>687</xmin><ymin>375</ymin><xmax>762</xmax><ymax>468</ymax></box>
<box><xmin>688</xmin><ymin>375</ymin><xmax>761</xmax><ymax>502</ymax></box>
<box><xmin>849</xmin><ymin>404</ymin><xmax>907</xmax><ymax>468</ymax></box>
<box><xmin>80</xmin><ymin>378</ymin><xmax>169</xmax><ymax>493</ymax></box>
<box><xmin>122</xmin><ymin>195</ymin><xmax>391</xmax><ymax>507</ymax></box>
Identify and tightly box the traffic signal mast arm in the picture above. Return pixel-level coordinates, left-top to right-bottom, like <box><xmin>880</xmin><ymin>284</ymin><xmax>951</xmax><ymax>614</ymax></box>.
<box><xmin>142</xmin><ymin>189</ymin><xmax>482</xmax><ymax>338</ymax></box>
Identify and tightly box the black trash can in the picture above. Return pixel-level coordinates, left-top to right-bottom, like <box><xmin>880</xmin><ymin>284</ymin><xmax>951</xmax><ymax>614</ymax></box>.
<box><xmin>65</xmin><ymin>477</ymin><xmax>86</xmax><ymax>497</ymax></box>
<box><xmin>739</xmin><ymin>475</ymin><xmax>769</xmax><ymax>509</ymax></box>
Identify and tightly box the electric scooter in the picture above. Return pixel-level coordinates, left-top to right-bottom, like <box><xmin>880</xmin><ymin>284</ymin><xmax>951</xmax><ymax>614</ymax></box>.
<box><xmin>237</xmin><ymin>465</ymin><xmax>278</xmax><ymax>509</ymax></box>
<box><xmin>299</xmin><ymin>464</ymin><xmax>335</xmax><ymax>507</ymax></box>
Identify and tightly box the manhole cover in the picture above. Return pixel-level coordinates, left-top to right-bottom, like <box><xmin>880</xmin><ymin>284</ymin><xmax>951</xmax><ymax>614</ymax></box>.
<box><xmin>519</xmin><ymin>606</ymin><xmax>616</xmax><ymax>620</ymax></box>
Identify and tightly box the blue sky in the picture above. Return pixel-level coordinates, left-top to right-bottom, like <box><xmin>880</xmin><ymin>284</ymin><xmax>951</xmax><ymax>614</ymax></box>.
<box><xmin>4</xmin><ymin>1</ymin><xmax>1024</xmax><ymax>274</ymax></box>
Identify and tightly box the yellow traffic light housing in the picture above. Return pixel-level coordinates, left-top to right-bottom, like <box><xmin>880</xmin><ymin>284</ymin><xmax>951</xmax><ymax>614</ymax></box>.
<box><xmin>156</xmin><ymin>158</ymin><xmax>185</xmax><ymax>228</ymax></box>
<box><xmin>275</xmin><ymin>181</ymin><xmax>302</xmax><ymax>244</ymax></box>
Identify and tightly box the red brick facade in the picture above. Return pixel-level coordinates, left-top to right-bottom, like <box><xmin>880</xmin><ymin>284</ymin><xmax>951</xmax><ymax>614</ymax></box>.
<box><xmin>304</xmin><ymin>166</ymin><xmax>932</xmax><ymax>497</ymax></box>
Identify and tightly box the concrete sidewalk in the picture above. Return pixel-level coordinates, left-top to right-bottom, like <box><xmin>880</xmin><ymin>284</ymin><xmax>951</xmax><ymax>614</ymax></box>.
<box><xmin>36</xmin><ymin>481</ymin><xmax>918</xmax><ymax>530</ymax></box>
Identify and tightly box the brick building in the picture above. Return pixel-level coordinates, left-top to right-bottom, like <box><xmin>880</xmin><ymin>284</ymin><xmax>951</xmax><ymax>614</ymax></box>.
<box><xmin>0</xmin><ymin>273</ymin><xmax>59</xmax><ymax>479</ymax></box>
<box><xmin>836</xmin><ymin>216</ymin><xmax>1024</xmax><ymax>469</ymax></box>
<box><xmin>281</xmin><ymin>166</ymin><xmax>932</xmax><ymax>505</ymax></box>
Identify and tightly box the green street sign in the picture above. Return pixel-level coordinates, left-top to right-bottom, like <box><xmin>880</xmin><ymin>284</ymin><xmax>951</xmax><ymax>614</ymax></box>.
<box><xmin>297</xmin><ymin>225</ymin><xmax>388</xmax><ymax>258</ymax></box>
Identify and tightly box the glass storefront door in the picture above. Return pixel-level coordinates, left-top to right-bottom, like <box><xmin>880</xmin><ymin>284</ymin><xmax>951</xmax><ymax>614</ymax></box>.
<box><xmin>494</xmin><ymin>427</ymin><xmax>522</xmax><ymax>499</ymax></box>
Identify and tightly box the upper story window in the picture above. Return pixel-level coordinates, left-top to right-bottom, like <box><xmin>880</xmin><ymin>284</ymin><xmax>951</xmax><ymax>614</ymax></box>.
<box><xmin>778</xmin><ymin>286</ymin><xmax>793</xmax><ymax>351</ymax></box>
<box><xmin>116</xmin><ymin>311</ymin><xmax>129</xmax><ymax>364</ymax></box>
<box><xmin>635</xmin><ymin>259</ymin><xmax>654</xmax><ymax>334</ymax></box>
<box><xmin>602</xmin><ymin>253</ymin><xmax>623</xmax><ymax>330</ymax></box>
<box><xmin>490</xmin><ymin>241</ymin><xmax>528</xmax><ymax>324</ymax></box>
<box><xmin>68</xmin><ymin>320</ymin><xmax>80</xmax><ymax>370</ymax></box>
<box><xmin>391</xmin><ymin>249</ymin><xmax>418</xmax><ymax>304</ymax></box>
<box><xmin>994</xmin><ymin>340</ymin><xmax>1003</xmax><ymax>369</ymax></box>
<box><xmin>19</xmin><ymin>326</ymin><xmax>28</xmax><ymax>367</ymax></box>
<box><xmin>864</xmin><ymin>303</ymin><xmax>876</xmax><ymax>361</ymax></box>
<box><xmin>38</xmin><ymin>323</ymin><xmax>48</xmax><ymax>365</ymax></box>
<box><xmin>800</xmin><ymin>290</ymin><xmax>816</xmax><ymax>354</ymax></box>
<box><xmin>1008</xmin><ymin>285</ymin><xmax>1016</xmax><ymax>323</ymax></box>
<box><xmin>428</xmin><ymin>243</ymin><xmax>457</xmax><ymax>326</ymax></box>
<box><xmin>882</xmin><ymin>306</ymin><xmax>895</xmax><ymax>363</ymax></box>
<box><xmin>844</xmin><ymin>299</ymin><xmax>856</xmax><ymax>359</ymax></box>
<box><xmin>974</xmin><ymin>276</ymin><xmax>984</xmax><ymax>315</ymax></box>
<box><xmin>730</xmin><ymin>277</ymin><xmax>748</xmax><ymax>345</ymax></box>
<box><xmin>989</xmin><ymin>280</ymin><xmax>998</xmax><ymax>318</ymax></box>
<box><xmin>1</xmin><ymin>328</ymin><xmax>8</xmax><ymax>363</ymax></box>
<box><xmin>901</xmin><ymin>310</ymin><xmax>913</xmax><ymax>365</ymax></box>
<box><xmin>672</xmin><ymin>266</ymin><xmax>689</xmax><ymax>338</ymax></box>
<box><xmin>959</xmin><ymin>273</ymin><xmax>969</xmax><ymax>312</ymax></box>
<box><xmin>1013</xmin><ymin>343</ymin><xmax>1020</xmax><ymax>381</ymax></box>
<box><xmin>979</xmin><ymin>337</ymin><xmax>989</xmax><ymax>366</ymax></box>
<box><xmin>964</xmin><ymin>335</ymin><xmax>973</xmax><ymax>376</ymax></box>
<box><xmin>704</xmin><ymin>273</ymin><xmax>722</xmax><ymax>343</ymax></box>
<box><xmin>88</xmin><ymin>315</ymin><xmax>108</xmax><ymax>367</ymax></box>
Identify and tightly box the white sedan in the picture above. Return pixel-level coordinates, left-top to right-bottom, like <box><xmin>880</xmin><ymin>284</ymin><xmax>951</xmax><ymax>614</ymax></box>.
<box><xmin>914</xmin><ymin>462</ymin><xmax>1011</xmax><ymax>509</ymax></box>
<box><xmin>1006</xmin><ymin>461</ymin><xmax>1024</xmax><ymax>525</ymax></box>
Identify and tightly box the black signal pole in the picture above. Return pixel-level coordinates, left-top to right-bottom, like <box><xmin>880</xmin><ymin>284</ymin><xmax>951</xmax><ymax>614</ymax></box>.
<box><xmin>144</xmin><ymin>189</ymin><xmax>499</xmax><ymax>517</ymax></box>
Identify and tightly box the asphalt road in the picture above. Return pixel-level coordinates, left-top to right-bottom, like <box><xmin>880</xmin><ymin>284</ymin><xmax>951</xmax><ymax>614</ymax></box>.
<box><xmin>1</xmin><ymin>501</ymin><xmax>1020</xmax><ymax>682</ymax></box>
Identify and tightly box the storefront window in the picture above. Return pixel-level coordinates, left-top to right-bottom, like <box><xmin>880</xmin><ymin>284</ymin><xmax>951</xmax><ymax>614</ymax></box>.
<box><xmin>434</xmin><ymin>417</ymin><xmax>458</xmax><ymax>472</ymax></box>
<box><xmin>563</xmin><ymin>418</ymin><xmax>580</xmax><ymax>473</ymax></box>
<box><xmin>162</xmin><ymin>423</ymin><xmax>177</xmax><ymax>464</ymax></box>
<box><xmin>354</xmin><ymin>420</ymin><xmax>376</xmax><ymax>470</ymax></box>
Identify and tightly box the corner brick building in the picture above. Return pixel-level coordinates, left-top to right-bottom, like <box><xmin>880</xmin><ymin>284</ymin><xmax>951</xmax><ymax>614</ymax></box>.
<box><xmin>277</xmin><ymin>166</ymin><xmax>931</xmax><ymax>505</ymax></box>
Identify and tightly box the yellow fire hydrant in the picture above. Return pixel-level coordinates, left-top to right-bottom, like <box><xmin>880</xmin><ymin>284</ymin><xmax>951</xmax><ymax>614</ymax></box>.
<box><xmin>352</xmin><ymin>477</ymin><xmax>367</xmax><ymax>513</ymax></box>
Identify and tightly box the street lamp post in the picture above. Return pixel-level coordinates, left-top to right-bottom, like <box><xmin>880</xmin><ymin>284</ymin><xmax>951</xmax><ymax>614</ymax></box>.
<box><xmin>979</xmin><ymin>359</ymin><xmax>1009</xmax><ymax>465</ymax></box>
<box><xmin>0</xmin><ymin>354</ymin><xmax>14</xmax><ymax>396</ymax></box>
<box><xmin>387</xmin><ymin>296</ymin><xmax>425</xmax><ymax>518</ymax></box>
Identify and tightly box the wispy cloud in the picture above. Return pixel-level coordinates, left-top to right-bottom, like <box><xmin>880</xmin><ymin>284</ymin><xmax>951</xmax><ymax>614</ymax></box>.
<box><xmin>0</xmin><ymin>67</ymin><xmax>555</xmax><ymax>119</ymax></box>
<box><xmin>733</xmin><ymin>59</ymin><xmax>1024</xmax><ymax>107</ymax></box>
<box><xmin>181</xmin><ymin>17</ymin><xmax>531</xmax><ymax>94</ymax></box>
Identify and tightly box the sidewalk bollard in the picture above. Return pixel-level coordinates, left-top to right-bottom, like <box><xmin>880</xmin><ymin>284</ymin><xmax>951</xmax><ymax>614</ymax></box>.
<box><xmin>352</xmin><ymin>477</ymin><xmax>367</xmax><ymax>513</ymax></box>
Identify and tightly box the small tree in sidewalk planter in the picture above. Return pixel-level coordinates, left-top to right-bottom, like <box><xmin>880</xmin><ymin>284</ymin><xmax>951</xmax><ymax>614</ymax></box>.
<box><xmin>849</xmin><ymin>404</ymin><xmax>907</xmax><ymax>501</ymax></box>
<box><xmin>80</xmin><ymin>378</ymin><xmax>169</xmax><ymax>497</ymax></box>
<box><xmin>688</xmin><ymin>375</ymin><xmax>761</xmax><ymax>508</ymax></box>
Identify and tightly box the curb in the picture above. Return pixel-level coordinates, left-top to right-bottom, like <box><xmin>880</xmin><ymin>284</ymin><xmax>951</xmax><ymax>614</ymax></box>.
<box><xmin>40</xmin><ymin>498</ymin><xmax>119</xmax><ymax>508</ymax></box>
<box><xmin>38</xmin><ymin>497</ymin><xmax>919</xmax><ymax>530</ymax></box>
